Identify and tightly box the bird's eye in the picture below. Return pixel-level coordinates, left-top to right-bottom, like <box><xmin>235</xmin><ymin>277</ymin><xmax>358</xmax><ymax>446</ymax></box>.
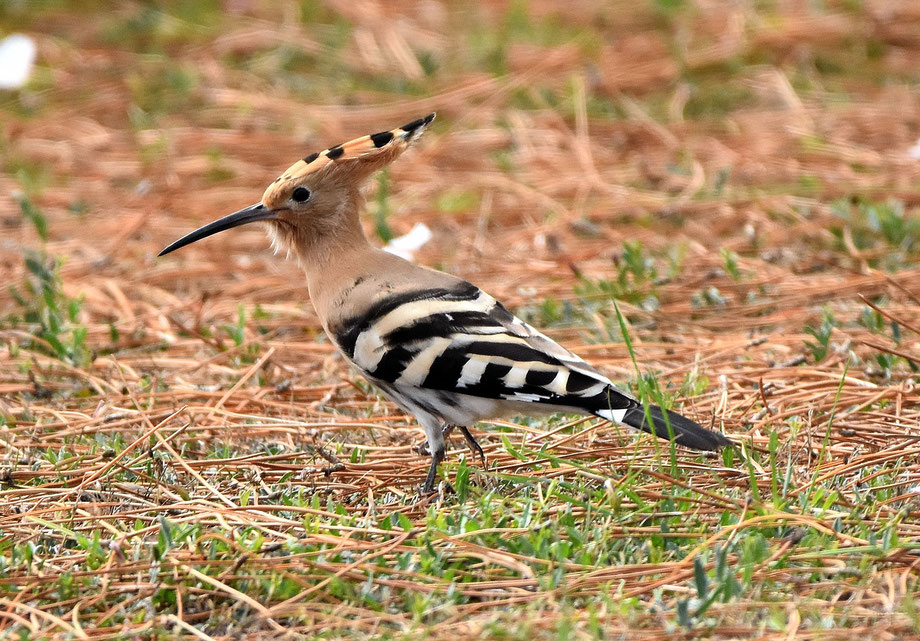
<box><xmin>291</xmin><ymin>186</ymin><xmax>311</xmax><ymax>203</ymax></box>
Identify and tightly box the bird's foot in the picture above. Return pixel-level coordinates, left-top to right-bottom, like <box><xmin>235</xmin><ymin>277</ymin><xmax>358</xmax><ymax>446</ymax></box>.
<box><xmin>422</xmin><ymin>473</ymin><xmax>456</xmax><ymax>495</ymax></box>
<box><xmin>457</xmin><ymin>426</ymin><xmax>486</xmax><ymax>465</ymax></box>
<box><xmin>422</xmin><ymin>448</ymin><xmax>446</xmax><ymax>494</ymax></box>
<box><xmin>417</xmin><ymin>425</ymin><xmax>485</xmax><ymax>465</ymax></box>
<box><xmin>420</xmin><ymin>480</ymin><xmax>455</xmax><ymax>499</ymax></box>
<box><xmin>417</xmin><ymin>424</ymin><xmax>456</xmax><ymax>457</ymax></box>
<box><xmin>439</xmin><ymin>479</ymin><xmax>455</xmax><ymax>498</ymax></box>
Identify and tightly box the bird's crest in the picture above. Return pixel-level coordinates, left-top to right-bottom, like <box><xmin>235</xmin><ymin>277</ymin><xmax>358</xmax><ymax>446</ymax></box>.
<box><xmin>262</xmin><ymin>113</ymin><xmax>435</xmax><ymax>209</ymax></box>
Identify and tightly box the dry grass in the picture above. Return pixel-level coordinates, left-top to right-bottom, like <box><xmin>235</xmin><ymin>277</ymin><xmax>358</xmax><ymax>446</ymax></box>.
<box><xmin>2</xmin><ymin>1</ymin><xmax>920</xmax><ymax>639</ymax></box>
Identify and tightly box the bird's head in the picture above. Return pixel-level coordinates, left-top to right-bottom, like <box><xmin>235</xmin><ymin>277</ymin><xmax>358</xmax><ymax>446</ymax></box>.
<box><xmin>158</xmin><ymin>113</ymin><xmax>436</xmax><ymax>259</ymax></box>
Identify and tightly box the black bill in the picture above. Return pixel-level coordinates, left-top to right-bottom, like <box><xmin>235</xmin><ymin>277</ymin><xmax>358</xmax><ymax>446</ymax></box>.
<box><xmin>158</xmin><ymin>202</ymin><xmax>277</xmax><ymax>256</ymax></box>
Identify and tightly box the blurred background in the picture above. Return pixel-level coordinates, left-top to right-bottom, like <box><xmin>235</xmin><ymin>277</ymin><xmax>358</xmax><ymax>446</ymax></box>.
<box><xmin>2</xmin><ymin>1</ymin><xmax>920</xmax><ymax>345</ymax></box>
<box><xmin>3</xmin><ymin>1</ymin><xmax>920</xmax><ymax>638</ymax></box>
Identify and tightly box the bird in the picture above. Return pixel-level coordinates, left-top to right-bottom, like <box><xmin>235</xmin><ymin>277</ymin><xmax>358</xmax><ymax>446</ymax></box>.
<box><xmin>159</xmin><ymin>113</ymin><xmax>731</xmax><ymax>493</ymax></box>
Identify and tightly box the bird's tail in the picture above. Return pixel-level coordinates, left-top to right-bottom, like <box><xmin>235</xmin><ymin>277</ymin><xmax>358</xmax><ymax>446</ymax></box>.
<box><xmin>612</xmin><ymin>405</ymin><xmax>730</xmax><ymax>451</ymax></box>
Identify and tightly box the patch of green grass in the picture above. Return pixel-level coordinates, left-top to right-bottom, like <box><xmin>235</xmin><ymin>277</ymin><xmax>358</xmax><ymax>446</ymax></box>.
<box><xmin>219</xmin><ymin>305</ymin><xmax>262</xmax><ymax>364</ymax></box>
<box><xmin>0</xmin><ymin>0</ymin><xmax>105</xmax><ymax>28</ymax></box>
<box><xmin>205</xmin><ymin>145</ymin><xmax>235</xmax><ymax>182</ymax></box>
<box><xmin>830</xmin><ymin>198</ymin><xmax>920</xmax><ymax>270</ymax></box>
<box><xmin>435</xmin><ymin>189</ymin><xmax>479</xmax><ymax>214</ymax></box>
<box><xmin>691</xmin><ymin>286</ymin><xmax>727</xmax><ymax>308</ymax></box>
<box><xmin>372</xmin><ymin>169</ymin><xmax>393</xmax><ymax>243</ymax></box>
<box><xmin>127</xmin><ymin>62</ymin><xmax>200</xmax><ymax>120</ymax></box>
<box><xmin>222</xmin><ymin>15</ymin><xmax>431</xmax><ymax>103</ymax></box>
<box><xmin>3</xmin><ymin>149</ymin><xmax>53</xmax><ymax>196</ymax></box>
<box><xmin>518</xmin><ymin>242</ymin><xmax>682</xmax><ymax>342</ymax></box>
<box><xmin>575</xmin><ymin>241</ymin><xmax>661</xmax><ymax>311</ymax></box>
<box><xmin>99</xmin><ymin>1</ymin><xmax>224</xmax><ymax>53</ymax></box>
<box><xmin>720</xmin><ymin>248</ymin><xmax>741</xmax><ymax>281</ymax></box>
<box><xmin>4</xmin><ymin>195</ymin><xmax>91</xmax><ymax>368</ymax></box>
<box><xmin>516</xmin><ymin>296</ymin><xmax>584</xmax><ymax>329</ymax></box>
<box><xmin>4</xmin><ymin>402</ymin><xmax>916</xmax><ymax>638</ymax></box>
<box><xmin>803</xmin><ymin>307</ymin><xmax>838</xmax><ymax>363</ymax></box>
<box><xmin>859</xmin><ymin>304</ymin><xmax>886</xmax><ymax>335</ymax></box>
<box><xmin>797</xmin><ymin>174</ymin><xmax>822</xmax><ymax>196</ymax></box>
<box><xmin>858</xmin><ymin>300</ymin><xmax>919</xmax><ymax>375</ymax></box>
<box><xmin>463</xmin><ymin>0</ymin><xmax>601</xmax><ymax>77</ymax></box>
<box><xmin>681</xmin><ymin>65</ymin><xmax>756</xmax><ymax>119</ymax></box>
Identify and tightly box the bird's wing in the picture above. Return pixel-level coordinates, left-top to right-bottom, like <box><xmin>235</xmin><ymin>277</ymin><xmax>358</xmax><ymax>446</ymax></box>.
<box><xmin>332</xmin><ymin>280</ymin><xmax>638</xmax><ymax>413</ymax></box>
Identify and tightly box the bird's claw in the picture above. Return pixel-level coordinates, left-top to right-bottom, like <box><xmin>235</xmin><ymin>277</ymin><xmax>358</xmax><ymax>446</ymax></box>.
<box><xmin>418</xmin><ymin>424</ymin><xmax>486</xmax><ymax>465</ymax></box>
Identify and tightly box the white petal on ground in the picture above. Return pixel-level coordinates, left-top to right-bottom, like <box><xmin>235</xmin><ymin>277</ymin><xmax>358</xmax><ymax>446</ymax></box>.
<box><xmin>0</xmin><ymin>34</ymin><xmax>37</xmax><ymax>89</ymax></box>
<box><xmin>909</xmin><ymin>138</ymin><xmax>920</xmax><ymax>160</ymax></box>
<box><xmin>383</xmin><ymin>222</ymin><xmax>433</xmax><ymax>261</ymax></box>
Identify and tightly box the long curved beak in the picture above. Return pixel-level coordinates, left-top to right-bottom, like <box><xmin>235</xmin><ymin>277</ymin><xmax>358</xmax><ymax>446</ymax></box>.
<box><xmin>158</xmin><ymin>202</ymin><xmax>278</xmax><ymax>256</ymax></box>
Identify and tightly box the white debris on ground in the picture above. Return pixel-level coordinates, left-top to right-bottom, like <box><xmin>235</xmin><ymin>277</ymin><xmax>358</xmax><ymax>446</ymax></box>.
<box><xmin>383</xmin><ymin>222</ymin><xmax>433</xmax><ymax>261</ymax></box>
<box><xmin>0</xmin><ymin>34</ymin><xmax>36</xmax><ymax>89</ymax></box>
<box><xmin>909</xmin><ymin>138</ymin><xmax>920</xmax><ymax>160</ymax></box>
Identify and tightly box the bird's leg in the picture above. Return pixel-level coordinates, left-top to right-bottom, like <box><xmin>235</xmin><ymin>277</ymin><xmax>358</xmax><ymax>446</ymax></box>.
<box><xmin>419</xmin><ymin>424</ymin><xmax>486</xmax><ymax>468</ymax></box>
<box><xmin>423</xmin><ymin>448</ymin><xmax>445</xmax><ymax>494</ymax></box>
<box><xmin>417</xmin><ymin>423</ymin><xmax>456</xmax><ymax>456</ymax></box>
<box><xmin>457</xmin><ymin>426</ymin><xmax>486</xmax><ymax>465</ymax></box>
<box><xmin>421</xmin><ymin>419</ymin><xmax>448</xmax><ymax>494</ymax></box>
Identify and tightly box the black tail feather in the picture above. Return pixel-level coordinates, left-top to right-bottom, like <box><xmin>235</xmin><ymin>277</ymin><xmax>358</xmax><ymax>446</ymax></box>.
<box><xmin>621</xmin><ymin>405</ymin><xmax>730</xmax><ymax>451</ymax></box>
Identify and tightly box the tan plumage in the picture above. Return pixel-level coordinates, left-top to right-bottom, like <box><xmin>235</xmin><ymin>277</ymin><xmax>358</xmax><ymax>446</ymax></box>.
<box><xmin>160</xmin><ymin>114</ymin><xmax>730</xmax><ymax>493</ymax></box>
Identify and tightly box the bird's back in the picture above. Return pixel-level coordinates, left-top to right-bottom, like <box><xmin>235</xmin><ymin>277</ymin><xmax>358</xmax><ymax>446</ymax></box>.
<box><xmin>309</xmin><ymin>245</ymin><xmax>638</xmax><ymax>426</ymax></box>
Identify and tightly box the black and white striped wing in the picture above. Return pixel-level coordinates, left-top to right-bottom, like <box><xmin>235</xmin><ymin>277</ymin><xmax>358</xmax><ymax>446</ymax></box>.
<box><xmin>334</xmin><ymin>282</ymin><xmax>637</xmax><ymax>417</ymax></box>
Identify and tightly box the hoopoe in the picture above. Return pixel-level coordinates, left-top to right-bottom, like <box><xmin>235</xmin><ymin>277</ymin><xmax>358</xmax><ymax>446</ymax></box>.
<box><xmin>160</xmin><ymin>114</ymin><xmax>730</xmax><ymax>493</ymax></box>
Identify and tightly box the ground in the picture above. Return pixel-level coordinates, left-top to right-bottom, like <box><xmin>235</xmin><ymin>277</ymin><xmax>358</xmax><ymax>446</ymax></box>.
<box><xmin>2</xmin><ymin>1</ymin><xmax>920</xmax><ymax>639</ymax></box>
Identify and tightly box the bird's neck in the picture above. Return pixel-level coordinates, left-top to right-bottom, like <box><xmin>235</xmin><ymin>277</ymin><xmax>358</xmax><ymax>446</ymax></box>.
<box><xmin>278</xmin><ymin>190</ymin><xmax>375</xmax><ymax>300</ymax></box>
